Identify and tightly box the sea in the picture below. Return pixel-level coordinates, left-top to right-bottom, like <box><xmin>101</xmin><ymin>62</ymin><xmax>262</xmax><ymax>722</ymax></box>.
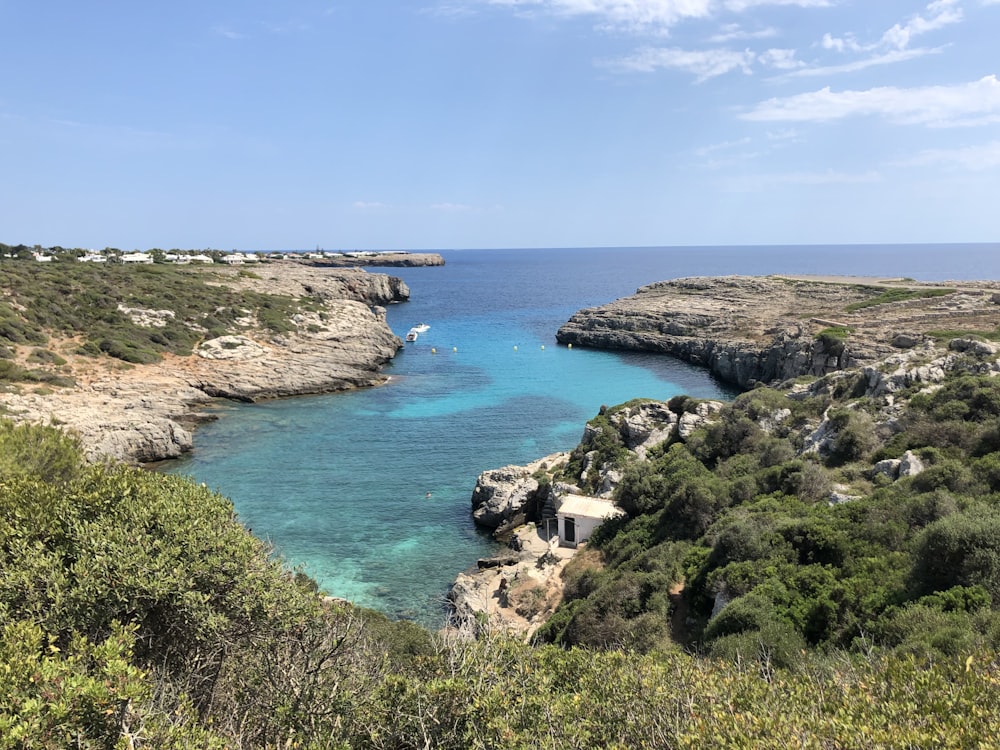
<box><xmin>164</xmin><ymin>244</ymin><xmax>1000</xmax><ymax>626</ymax></box>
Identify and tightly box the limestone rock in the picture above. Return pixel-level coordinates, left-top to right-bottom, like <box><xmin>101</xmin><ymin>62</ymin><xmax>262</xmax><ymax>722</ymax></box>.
<box><xmin>557</xmin><ymin>276</ymin><xmax>1000</xmax><ymax>388</ymax></box>
<box><xmin>949</xmin><ymin>337</ymin><xmax>1000</xmax><ymax>357</ymax></box>
<box><xmin>677</xmin><ymin>402</ymin><xmax>723</xmax><ymax>440</ymax></box>
<box><xmin>117</xmin><ymin>304</ymin><xmax>176</xmax><ymax>328</ymax></box>
<box><xmin>892</xmin><ymin>333</ymin><xmax>922</xmax><ymax>349</ymax></box>
<box><xmin>899</xmin><ymin>450</ymin><xmax>926</xmax><ymax>478</ymax></box>
<box><xmin>197</xmin><ymin>336</ymin><xmax>267</xmax><ymax>360</ymax></box>
<box><xmin>471</xmin><ymin>466</ymin><xmax>541</xmax><ymax>530</ymax></box>
<box><xmin>873</xmin><ymin>458</ymin><xmax>902</xmax><ymax>480</ymax></box>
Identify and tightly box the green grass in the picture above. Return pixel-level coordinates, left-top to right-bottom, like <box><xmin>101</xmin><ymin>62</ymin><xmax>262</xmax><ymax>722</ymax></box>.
<box><xmin>844</xmin><ymin>287</ymin><xmax>955</xmax><ymax>312</ymax></box>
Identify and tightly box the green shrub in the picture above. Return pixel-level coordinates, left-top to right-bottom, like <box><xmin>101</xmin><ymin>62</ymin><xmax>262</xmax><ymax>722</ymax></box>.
<box><xmin>910</xmin><ymin>508</ymin><xmax>1000</xmax><ymax>601</ymax></box>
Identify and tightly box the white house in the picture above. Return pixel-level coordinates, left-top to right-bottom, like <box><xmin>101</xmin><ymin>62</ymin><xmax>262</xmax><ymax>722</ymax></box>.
<box><xmin>33</xmin><ymin>253</ymin><xmax>53</xmax><ymax>262</ymax></box>
<box><xmin>121</xmin><ymin>252</ymin><xmax>153</xmax><ymax>264</ymax></box>
<box><xmin>188</xmin><ymin>254</ymin><xmax>214</xmax><ymax>264</ymax></box>
<box><xmin>555</xmin><ymin>495</ymin><xmax>626</xmax><ymax>549</ymax></box>
<box><xmin>222</xmin><ymin>254</ymin><xmax>245</xmax><ymax>265</ymax></box>
<box><xmin>78</xmin><ymin>253</ymin><xmax>107</xmax><ymax>263</ymax></box>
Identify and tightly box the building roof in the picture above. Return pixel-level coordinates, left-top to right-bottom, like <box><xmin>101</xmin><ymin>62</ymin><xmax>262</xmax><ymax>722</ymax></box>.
<box><xmin>557</xmin><ymin>494</ymin><xmax>625</xmax><ymax>521</ymax></box>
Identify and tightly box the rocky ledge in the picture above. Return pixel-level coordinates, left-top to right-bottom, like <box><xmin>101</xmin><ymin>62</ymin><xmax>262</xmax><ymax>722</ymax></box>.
<box><xmin>556</xmin><ymin>275</ymin><xmax>1000</xmax><ymax>389</ymax></box>
<box><xmin>1</xmin><ymin>264</ymin><xmax>408</xmax><ymax>464</ymax></box>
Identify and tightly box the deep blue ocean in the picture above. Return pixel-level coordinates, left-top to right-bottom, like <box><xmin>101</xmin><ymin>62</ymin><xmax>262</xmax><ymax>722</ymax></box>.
<box><xmin>165</xmin><ymin>244</ymin><xmax>1000</xmax><ymax>626</ymax></box>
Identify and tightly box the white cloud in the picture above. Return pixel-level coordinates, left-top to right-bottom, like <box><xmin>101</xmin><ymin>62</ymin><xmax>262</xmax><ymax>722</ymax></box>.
<box><xmin>897</xmin><ymin>140</ymin><xmax>1000</xmax><ymax>170</ymax></box>
<box><xmin>709</xmin><ymin>23</ymin><xmax>777</xmax><ymax>42</ymax></box>
<box><xmin>804</xmin><ymin>1</ymin><xmax>962</xmax><ymax>77</ymax></box>
<box><xmin>742</xmin><ymin>75</ymin><xmax>1000</xmax><ymax>127</ymax></box>
<box><xmin>879</xmin><ymin>0</ymin><xmax>962</xmax><ymax>50</ymax></box>
<box><xmin>784</xmin><ymin>46</ymin><xmax>944</xmax><ymax>78</ymax></box>
<box><xmin>608</xmin><ymin>46</ymin><xmax>754</xmax><ymax>80</ymax></box>
<box><xmin>723</xmin><ymin>0</ymin><xmax>831</xmax><ymax>10</ymax></box>
<box><xmin>497</xmin><ymin>0</ymin><xmax>713</xmax><ymax>34</ymax></box>
<box><xmin>758</xmin><ymin>48</ymin><xmax>804</xmax><ymax>70</ymax></box>
<box><xmin>821</xmin><ymin>0</ymin><xmax>961</xmax><ymax>54</ymax></box>
<box><xmin>480</xmin><ymin>0</ymin><xmax>828</xmax><ymax>34</ymax></box>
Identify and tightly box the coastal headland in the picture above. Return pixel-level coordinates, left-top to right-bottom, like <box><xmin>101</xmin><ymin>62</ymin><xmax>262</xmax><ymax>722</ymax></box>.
<box><xmin>0</xmin><ymin>262</ymin><xmax>409</xmax><ymax>464</ymax></box>
<box><xmin>557</xmin><ymin>274</ymin><xmax>1000</xmax><ymax>389</ymax></box>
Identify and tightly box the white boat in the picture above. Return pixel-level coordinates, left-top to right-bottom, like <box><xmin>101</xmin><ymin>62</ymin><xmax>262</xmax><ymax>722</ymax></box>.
<box><xmin>405</xmin><ymin>328</ymin><xmax>420</xmax><ymax>342</ymax></box>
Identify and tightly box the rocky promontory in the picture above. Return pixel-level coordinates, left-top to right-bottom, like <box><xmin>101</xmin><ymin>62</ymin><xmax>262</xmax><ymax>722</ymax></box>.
<box><xmin>0</xmin><ymin>264</ymin><xmax>407</xmax><ymax>464</ymax></box>
<box><xmin>303</xmin><ymin>251</ymin><xmax>445</xmax><ymax>268</ymax></box>
<box><xmin>557</xmin><ymin>275</ymin><xmax>1000</xmax><ymax>389</ymax></box>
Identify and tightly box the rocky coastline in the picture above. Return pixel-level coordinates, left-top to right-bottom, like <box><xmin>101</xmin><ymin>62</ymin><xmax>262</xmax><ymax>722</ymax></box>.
<box><xmin>556</xmin><ymin>275</ymin><xmax>1000</xmax><ymax>389</ymax></box>
<box><xmin>0</xmin><ymin>264</ymin><xmax>408</xmax><ymax>464</ymax></box>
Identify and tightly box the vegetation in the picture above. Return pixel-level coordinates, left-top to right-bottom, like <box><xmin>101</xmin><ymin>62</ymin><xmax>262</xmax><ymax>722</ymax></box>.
<box><xmin>844</xmin><ymin>286</ymin><xmax>955</xmax><ymax>312</ymax></box>
<box><xmin>537</xmin><ymin>369</ymin><xmax>1000</xmax><ymax>673</ymax></box>
<box><xmin>0</xmin><ymin>262</ymin><xmax>307</xmax><ymax>377</ymax></box>
<box><xmin>815</xmin><ymin>326</ymin><xmax>852</xmax><ymax>357</ymax></box>
<box><xmin>4</xmin><ymin>327</ymin><xmax>1000</xmax><ymax>743</ymax></box>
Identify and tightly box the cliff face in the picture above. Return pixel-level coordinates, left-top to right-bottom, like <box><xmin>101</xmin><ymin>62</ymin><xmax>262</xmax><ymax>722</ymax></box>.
<box><xmin>556</xmin><ymin>275</ymin><xmax>1000</xmax><ymax>389</ymax></box>
<box><xmin>1</xmin><ymin>265</ymin><xmax>407</xmax><ymax>464</ymax></box>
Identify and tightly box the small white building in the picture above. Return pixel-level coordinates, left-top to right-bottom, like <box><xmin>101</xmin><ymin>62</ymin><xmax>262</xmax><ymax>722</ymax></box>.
<box><xmin>33</xmin><ymin>253</ymin><xmax>53</xmax><ymax>262</ymax></box>
<box><xmin>121</xmin><ymin>252</ymin><xmax>153</xmax><ymax>264</ymax></box>
<box><xmin>188</xmin><ymin>254</ymin><xmax>214</xmax><ymax>264</ymax></box>
<box><xmin>78</xmin><ymin>253</ymin><xmax>107</xmax><ymax>263</ymax></box>
<box><xmin>555</xmin><ymin>494</ymin><xmax>626</xmax><ymax>549</ymax></box>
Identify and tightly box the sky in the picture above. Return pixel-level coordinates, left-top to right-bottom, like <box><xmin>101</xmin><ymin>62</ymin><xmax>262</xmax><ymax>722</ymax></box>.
<box><xmin>1</xmin><ymin>1</ymin><xmax>999</xmax><ymax>250</ymax></box>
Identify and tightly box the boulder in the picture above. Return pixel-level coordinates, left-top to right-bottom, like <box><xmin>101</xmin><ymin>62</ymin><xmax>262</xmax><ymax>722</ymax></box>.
<box><xmin>873</xmin><ymin>458</ymin><xmax>902</xmax><ymax>480</ymax></box>
<box><xmin>899</xmin><ymin>450</ymin><xmax>926</xmax><ymax>478</ymax></box>
<box><xmin>471</xmin><ymin>465</ymin><xmax>540</xmax><ymax>530</ymax></box>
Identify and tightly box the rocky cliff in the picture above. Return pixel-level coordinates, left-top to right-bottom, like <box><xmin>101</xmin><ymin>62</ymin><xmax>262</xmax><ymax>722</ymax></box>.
<box><xmin>556</xmin><ymin>275</ymin><xmax>1000</xmax><ymax>389</ymax></box>
<box><xmin>1</xmin><ymin>264</ymin><xmax>407</xmax><ymax>464</ymax></box>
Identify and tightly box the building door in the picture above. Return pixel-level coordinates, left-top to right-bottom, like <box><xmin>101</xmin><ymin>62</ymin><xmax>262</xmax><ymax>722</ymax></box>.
<box><xmin>564</xmin><ymin>517</ymin><xmax>576</xmax><ymax>545</ymax></box>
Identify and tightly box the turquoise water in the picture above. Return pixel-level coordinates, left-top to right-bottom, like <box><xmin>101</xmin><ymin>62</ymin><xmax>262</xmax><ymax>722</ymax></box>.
<box><xmin>166</xmin><ymin>245</ymin><xmax>1000</xmax><ymax>625</ymax></box>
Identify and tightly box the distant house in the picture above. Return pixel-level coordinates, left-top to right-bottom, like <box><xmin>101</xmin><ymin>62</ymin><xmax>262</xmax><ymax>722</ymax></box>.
<box><xmin>32</xmin><ymin>253</ymin><xmax>53</xmax><ymax>262</ymax></box>
<box><xmin>121</xmin><ymin>252</ymin><xmax>153</xmax><ymax>264</ymax></box>
<box><xmin>222</xmin><ymin>254</ymin><xmax>245</xmax><ymax>265</ymax></box>
<box><xmin>555</xmin><ymin>495</ymin><xmax>626</xmax><ymax>549</ymax></box>
<box><xmin>78</xmin><ymin>253</ymin><xmax>107</xmax><ymax>263</ymax></box>
<box><xmin>188</xmin><ymin>254</ymin><xmax>214</xmax><ymax>264</ymax></box>
<box><xmin>164</xmin><ymin>253</ymin><xmax>190</xmax><ymax>264</ymax></box>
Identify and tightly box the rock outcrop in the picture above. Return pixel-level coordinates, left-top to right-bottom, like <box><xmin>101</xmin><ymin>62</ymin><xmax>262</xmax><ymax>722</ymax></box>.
<box><xmin>557</xmin><ymin>275</ymin><xmax>1000</xmax><ymax>389</ymax></box>
<box><xmin>471</xmin><ymin>454</ymin><xmax>566</xmax><ymax>534</ymax></box>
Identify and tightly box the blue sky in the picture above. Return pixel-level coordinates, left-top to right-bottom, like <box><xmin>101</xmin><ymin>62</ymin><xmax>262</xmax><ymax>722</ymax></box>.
<box><xmin>2</xmin><ymin>1</ymin><xmax>998</xmax><ymax>250</ymax></box>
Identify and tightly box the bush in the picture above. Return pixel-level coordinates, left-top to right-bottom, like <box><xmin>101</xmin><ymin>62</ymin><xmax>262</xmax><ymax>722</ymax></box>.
<box><xmin>910</xmin><ymin>508</ymin><xmax>1000</xmax><ymax>601</ymax></box>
